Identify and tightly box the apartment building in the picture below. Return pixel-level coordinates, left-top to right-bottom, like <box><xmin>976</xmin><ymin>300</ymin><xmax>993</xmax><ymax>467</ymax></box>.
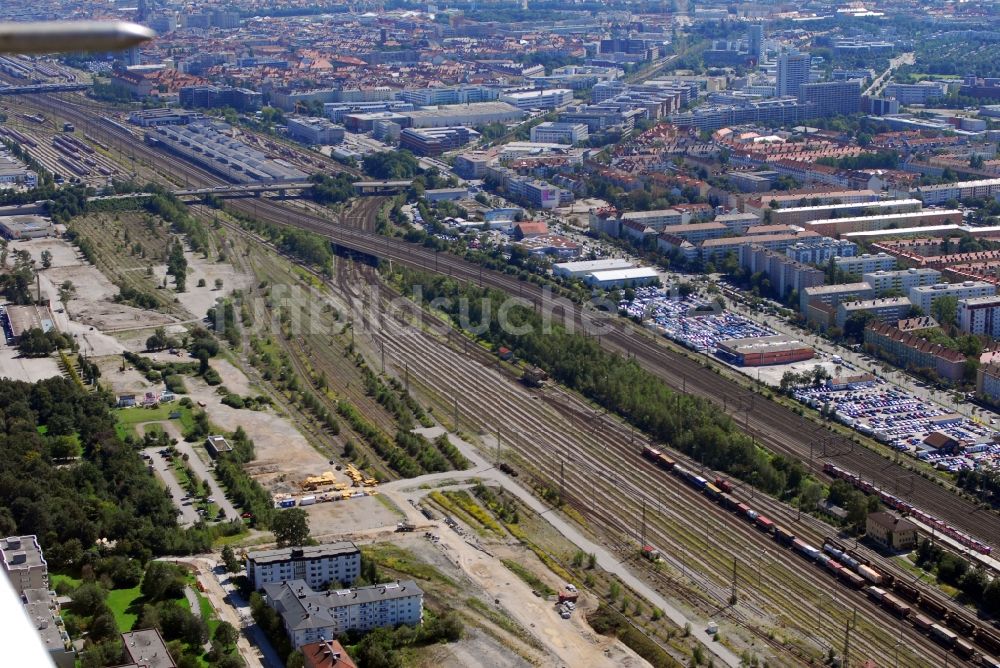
<box><xmin>715</xmin><ymin>211</ymin><xmax>761</xmax><ymax>233</ymax></box>
<box><xmin>977</xmin><ymin>361</ymin><xmax>1000</xmax><ymax>402</ymax></box>
<box><xmin>863</xmin><ymin>268</ymin><xmax>942</xmax><ymax>295</ymax></box>
<box><xmin>769</xmin><ymin>199</ymin><xmax>922</xmax><ymax>226</ymax></box>
<box><xmin>833</xmin><ymin>253</ymin><xmax>897</xmax><ymax>276</ymax></box>
<box><xmin>805</xmin><ymin>210</ymin><xmax>963</xmax><ymax>238</ymax></box>
<box><xmin>785</xmin><ymin>238</ymin><xmax>858</xmax><ymax>264</ymax></box>
<box><xmin>801</xmin><ymin>282</ymin><xmax>875</xmax><ymax>314</ymax></box>
<box><xmin>740</xmin><ymin>245</ymin><xmax>825</xmax><ymax>298</ymax></box>
<box><xmin>701</xmin><ymin>231</ymin><xmax>821</xmax><ymax>260</ymax></box>
<box><xmin>1</xmin><ymin>535</ymin><xmax>47</xmax><ymax>596</ymax></box>
<box><xmin>529</xmin><ymin>122</ymin><xmax>589</xmax><ymax>144</ymax></box>
<box><xmin>909</xmin><ymin>281</ymin><xmax>997</xmax><ymax>315</ymax></box>
<box><xmin>836</xmin><ymin>297</ymin><xmax>913</xmax><ymax>328</ymax></box>
<box><xmin>958</xmin><ymin>296</ymin><xmax>1000</xmax><ymax>337</ymax></box>
<box><xmin>798</xmin><ymin>80</ymin><xmax>862</xmax><ymax>117</ymax></box>
<box><xmin>263</xmin><ymin>579</ymin><xmax>423</xmax><ymax>648</ymax></box>
<box><xmin>246</xmin><ymin>542</ymin><xmax>361</xmax><ymax>590</ymax></box>
<box><xmin>621</xmin><ymin>209</ymin><xmax>684</xmax><ymax>230</ymax></box>
<box><xmin>864</xmin><ymin>321</ymin><xmax>966</xmax><ymax>382</ymax></box>
<box><xmin>913</xmin><ymin>178</ymin><xmax>1000</xmax><ymax>205</ymax></box>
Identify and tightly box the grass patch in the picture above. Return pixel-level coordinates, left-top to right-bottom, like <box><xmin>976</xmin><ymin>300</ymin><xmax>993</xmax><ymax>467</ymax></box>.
<box><xmin>106</xmin><ymin>586</ymin><xmax>143</xmax><ymax>632</ymax></box>
<box><xmin>500</xmin><ymin>559</ymin><xmax>555</xmax><ymax>597</ymax></box>
<box><xmin>50</xmin><ymin>573</ymin><xmax>82</xmax><ymax>591</ymax></box>
<box><xmin>362</xmin><ymin>544</ymin><xmax>457</xmax><ymax>586</ymax></box>
<box><xmin>589</xmin><ymin>604</ymin><xmax>679</xmax><ymax>668</ymax></box>
<box><xmin>441</xmin><ymin>490</ymin><xmax>505</xmax><ymax>537</ymax></box>
<box><xmin>144</xmin><ymin>423</ymin><xmax>165</xmax><ymax>437</ymax></box>
<box><xmin>373</xmin><ymin>492</ymin><xmax>405</xmax><ymax>518</ymax></box>
<box><xmin>114</xmin><ymin>404</ymin><xmax>194</xmax><ymax>439</ymax></box>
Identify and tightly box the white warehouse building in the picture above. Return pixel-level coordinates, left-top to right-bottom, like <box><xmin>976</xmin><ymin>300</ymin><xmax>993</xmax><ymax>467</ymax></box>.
<box><xmin>529</xmin><ymin>121</ymin><xmax>589</xmax><ymax>144</ymax></box>
<box><xmin>501</xmin><ymin>88</ymin><xmax>574</xmax><ymax>110</ymax></box>
<box><xmin>584</xmin><ymin>267</ymin><xmax>660</xmax><ymax>289</ymax></box>
<box><xmin>553</xmin><ymin>258</ymin><xmax>634</xmax><ymax>279</ymax></box>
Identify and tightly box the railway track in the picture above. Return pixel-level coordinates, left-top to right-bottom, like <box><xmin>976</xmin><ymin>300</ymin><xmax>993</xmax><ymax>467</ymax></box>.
<box><xmin>37</xmin><ymin>94</ymin><xmax>1000</xmax><ymax>562</ymax></box>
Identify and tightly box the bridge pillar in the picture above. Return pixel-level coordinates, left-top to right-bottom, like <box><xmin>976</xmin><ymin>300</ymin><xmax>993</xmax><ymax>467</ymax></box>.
<box><xmin>254</xmin><ymin>191</ymin><xmax>262</xmax><ymax>198</ymax></box>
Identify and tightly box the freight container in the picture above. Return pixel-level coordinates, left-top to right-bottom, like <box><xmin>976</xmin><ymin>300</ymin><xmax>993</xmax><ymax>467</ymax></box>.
<box><xmin>930</xmin><ymin>624</ymin><xmax>958</xmax><ymax>647</ymax></box>
<box><xmin>714</xmin><ymin>477</ymin><xmax>733</xmax><ymax>493</ymax></box>
<box><xmin>955</xmin><ymin>638</ymin><xmax>976</xmax><ymax>659</ymax></box>
<box><xmin>823</xmin><ymin>558</ymin><xmax>843</xmax><ymax>575</ymax></box>
<box><xmin>755</xmin><ymin>516</ymin><xmax>774</xmax><ymax>533</ymax></box>
<box><xmin>298</xmin><ymin>495</ymin><xmax>316</xmax><ymax>506</ymax></box>
<box><xmin>892</xmin><ymin>580</ymin><xmax>919</xmax><ymax>603</ymax></box>
<box><xmin>720</xmin><ymin>493</ymin><xmax>739</xmax><ymax>511</ymax></box>
<box><xmin>278</xmin><ymin>498</ymin><xmax>295</xmax><ymax>508</ymax></box>
<box><xmin>792</xmin><ymin>539</ymin><xmax>820</xmax><ymax>561</ymax></box>
<box><xmin>738</xmin><ymin>504</ymin><xmax>752</xmax><ymax>517</ymax></box>
<box><xmin>911</xmin><ymin>613</ymin><xmax>934</xmax><ymax>632</ymax></box>
<box><xmin>774</xmin><ymin>526</ymin><xmax>795</xmax><ymax>545</ymax></box>
<box><xmin>867</xmin><ymin>587</ymin><xmax>886</xmax><ymax>603</ymax></box>
<box><xmin>703</xmin><ymin>483</ymin><xmax>722</xmax><ymax>500</ymax></box>
<box><xmin>838</xmin><ymin>569</ymin><xmax>865</xmax><ymax>589</ymax></box>
<box><xmin>857</xmin><ymin>564</ymin><xmax>882</xmax><ymax>584</ymax></box>
<box><xmin>657</xmin><ymin>453</ymin><xmax>676</xmax><ymax>470</ymax></box>
<box><xmin>979</xmin><ymin>630</ymin><xmax>1000</xmax><ymax>656</ymax></box>
<box><xmin>642</xmin><ymin>446</ymin><xmax>661</xmax><ymax>462</ymax></box>
<box><xmin>919</xmin><ymin>597</ymin><xmax>947</xmax><ymax>619</ymax></box>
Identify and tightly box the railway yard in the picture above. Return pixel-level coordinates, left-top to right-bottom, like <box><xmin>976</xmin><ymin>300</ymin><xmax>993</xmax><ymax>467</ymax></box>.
<box><xmin>7</xmin><ymin>89</ymin><xmax>1000</xmax><ymax>666</ymax></box>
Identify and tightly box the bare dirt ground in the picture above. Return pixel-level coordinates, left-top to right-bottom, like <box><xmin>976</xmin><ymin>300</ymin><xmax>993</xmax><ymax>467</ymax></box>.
<box><xmin>95</xmin><ymin>357</ymin><xmax>154</xmax><ymax>395</ymax></box>
<box><xmin>44</xmin><ymin>264</ymin><xmax>117</xmax><ymax>302</ymax></box>
<box><xmin>0</xmin><ymin>345</ymin><xmax>62</xmax><ymax>382</ymax></box>
<box><xmin>152</xmin><ymin>250</ymin><xmax>252</xmax><ymax>319</ymax></box>
<box><xmin>181</xmin><ymin>370</ymin><xmax>330</xmax><ymax>489</ymax></box>
<box><xmin>69</xmin><ymin>298</ymin><xmax>179</xmax><ymax>333</ymax></box>
<box><xmin>8</xmin><ymin>238</ymin><xmax>81</xmax><ymax>268</ymax></box>
<box><xmin>304</xmin><ymin>495</ymin><xmax>403</xmax><ymax>536</ymax></box>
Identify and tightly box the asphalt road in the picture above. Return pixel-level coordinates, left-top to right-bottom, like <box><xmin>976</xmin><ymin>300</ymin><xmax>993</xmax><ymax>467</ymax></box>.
<box><xmin>143</xmin><ymin>446</ymin><xmax>200</xmax><ymax>526</ymax></box>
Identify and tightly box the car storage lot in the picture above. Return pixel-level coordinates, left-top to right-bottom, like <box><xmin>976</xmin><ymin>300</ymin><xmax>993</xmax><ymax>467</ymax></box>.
<box><xmin>621</xmin><ymin>287</ymin><xmax>775</xmax><ymax>353</ymax></box>
<box><xmin>794</xmin><ymin>379</ymin><xmax>999</xmax><ymax>472</ymax></box>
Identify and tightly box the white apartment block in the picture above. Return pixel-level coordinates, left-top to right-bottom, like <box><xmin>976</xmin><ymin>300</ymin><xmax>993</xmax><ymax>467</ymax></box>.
<box><xmin>959</xmin><ymin>296</ymin><xmax>1000</xmax><ymax>337</ymax></box>
<box><xmin>913</xmin><ymin>178</ymin><xmax>1000</xmax><ymax>206</ymax></box>
<box><xmin>1</xmin><ymin>535</ymin><xmax>48</xmax><ymax>596</ymax></box>
<box><xmin>833</xmin><ymin>253</ymin><xmax>896</xmax><ymax>276</ymax></box>
<box><xmin>246</xmin><ymin>542</ymin><xmax>361</xmax><ymax>590</ymax></box>
<box><xmin>621</xmin><ymin>208</ymin><xmax>683</xmax><ymax>230</ymax></box>
<box><xmin>263</xmin><ymin>579</ymin><xmax>423</xmax><ymax>648</ymax></box>
<box><xmin>909</xmin><ymin>281</ymin><xmax>997</xmax><ymax>316</ymax></box>
<box><xmin>862</xmin><ymin>268</ymin><xmax>941</xmax><ymax>295</ymax></box>
<box><xmin>529</xmin><ymin>121</ymin><xmax>589</xmax><ymax>144</ymax></box>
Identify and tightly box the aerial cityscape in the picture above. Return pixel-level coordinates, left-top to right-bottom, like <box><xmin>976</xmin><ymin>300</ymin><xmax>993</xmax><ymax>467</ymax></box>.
<box><xmin>4</xmin><ymin>1</ymin><xmax>1000</xmax><ymax>667</ymax></box>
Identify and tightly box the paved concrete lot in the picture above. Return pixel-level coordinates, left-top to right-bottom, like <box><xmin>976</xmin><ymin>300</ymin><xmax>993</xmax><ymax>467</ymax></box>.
<box><xmin>0</xmin><ymin>344</ymin><xmax>62</xmax><ymax>383</ymax></box>
<box><xmin>143</xmin><ymin>445</ymin><xmax>199</xmax><ymax>526</ymax></box>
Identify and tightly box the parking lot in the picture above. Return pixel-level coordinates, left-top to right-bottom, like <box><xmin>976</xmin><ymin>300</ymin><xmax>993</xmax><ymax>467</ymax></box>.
<box><xmin>793</xmin><ymin>380</ymin><xmax>999</xmax><ymax>472</ymax></box>
<box><xmin>621</xmin><ymin>287</ymin><xmax>775</xmax><ymax>353</ymax></box>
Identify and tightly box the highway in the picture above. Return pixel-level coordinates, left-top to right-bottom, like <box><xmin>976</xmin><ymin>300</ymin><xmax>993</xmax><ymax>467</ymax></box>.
<box><xmin>38</xmin><ymin>93</ymin><xmax>1000</xmax><ymax>556</ymax></box>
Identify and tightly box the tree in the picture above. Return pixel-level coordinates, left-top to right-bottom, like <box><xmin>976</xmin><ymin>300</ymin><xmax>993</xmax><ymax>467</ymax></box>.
<box><xmin>214</xmin><ymin>620</ymin><xmax>239</xmax><ymax>648</ymax></box>
<box><xmin>931</xmin><ymin>295</ymin><xmax>959</xmax><ymax>328</ymax></box>
<box><xmin>146</xmin><ymin>327</ymin><xmax>170</xmax><ymax>351</ymax></box>
<box><xmin>271</xmin><ymin>508</ymin><xmax>310</xmax><ymax>547</ymax></box>
<box><xmin>221</xmin><ymin>545</ymin><xmax>241</xmax><ymax>573</ymax></box>
<box><xmin>141</xmin><ymin>561</ymin><xmax>186</xmax><ymax>602</ymax></box>
<box><xmin>214</xmin><ymin>278</ymin><xmax>224</xmax><ymax>290</ymax></box>
<box><xmin>40</xmin><ymin>250</ymin><xmax>52</xmax><ymax>269</ymax></box>
<box><xmin>58</xmin><ymin>280</ymin><xmax>75</xmax><ymax>307</ymax></box>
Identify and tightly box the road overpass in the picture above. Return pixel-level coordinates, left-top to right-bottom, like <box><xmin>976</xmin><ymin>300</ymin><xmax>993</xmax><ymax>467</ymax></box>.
<box><xmin>172</xmin><ymin>179</ymin><xmax>413</xmax><ymax>198</ymax></box>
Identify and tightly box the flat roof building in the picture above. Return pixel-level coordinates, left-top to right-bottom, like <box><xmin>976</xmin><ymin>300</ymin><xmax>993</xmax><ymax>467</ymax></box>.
<box><xmin>806</xmin><ymin>210</ymin><xmax>963</xmax><ymax>238</ymax></box>
<box><xmin>801</xmin><ymin>282</ymin><xmax>874</xmax><ymax>314</ymax></box>
<box><xmin>959</xmin><ymin>295</ymin><xmax>1000</xmax><ymax>337</ymax></box>
<box><xmin>529</xmin><ymin>122</ymin><xmax>589</xmax><ymax>144</ymax></box>
<box><xmin>770</xmin><ymin>199</ymin><xmax>922</xmax><ymax>227</ymax></box>
<box><xmin>0</xmin><ymin>214</ymin><xmax>53</xmax><ymax>240</ymax></box>
<box><xmin>1</xmin><ymin>535</ymin><xmax>47</xmax><ymax>597</ymax></box>
<box><xmin>402</xmin><ymin>102</ymin><xmax>524</xmax><ymax>128</ymax></box>
<box><xmin>909</xmin><ymin>281</ymin><xmax>997</xmax><ymax>316</ymax></box>
<box><xmin>584</xmin><ymin>267</ymin><xmax>660</xmax><ymax>289</ymax></box>
<box><xmin>553</xmin><ymin>258</ymin><xmax>634</xmax><ymax>279</ymax></box>
<box><xmin>247</xmin><ymin>542</ymin><xmax>361</xmax><ymax>590</ymax></box>
<box><xmin>205</xmin><ymin>435</ymin><xmax>232</xmax><ymax>458</ymax></box>
<box><xmin>4</xmin><ymin>305</ymin><xmax>55</xmax><ymax>339</ymax></box>
<box><xmin>836</xmin><ymin>297</ymin><xmax>913</xmax><ymax>328</ymax></box>
<box><xmin>119</xmin><ymin>628</ymin><xmax>176</xmax><ymax>668</ymax></box>
<box><xmin>717</xmin><ymin>334</ymin><xmax>814</xmax><ymax>366</ymax></box>
<box><xmin>263</xmin><ymin>579</ymin><xmax>423</xmax><ymax>649</ymax></box>
<box><xmin>501</xmin><ymin>88</ymin><xmax>574</xmax><ymax>110</ymax></box>
<box><xmin>863</xmin><ymin>268</ymin><xmax>942</xmax><ymax>295</ymax></box>
<box><xmin>833</xmin><ymin>253</ymin><xmax>896</xmax><ymax>276</ymax></box>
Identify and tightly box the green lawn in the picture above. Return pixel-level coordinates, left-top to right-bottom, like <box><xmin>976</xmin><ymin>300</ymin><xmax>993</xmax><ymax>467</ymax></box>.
<box><xmin>50</xmin><ymin>573</ymin><xmax>82</xmax><ymax>591</ymax></box>
<box><xmin>106</xmin><ymin>586</ymin><xmax>143</xmax><ymax>632</ymax></box>
<box><xmin>115</xmin><ymin>404</ymin><xmax>195</xmax><ymax>439</ymax></box>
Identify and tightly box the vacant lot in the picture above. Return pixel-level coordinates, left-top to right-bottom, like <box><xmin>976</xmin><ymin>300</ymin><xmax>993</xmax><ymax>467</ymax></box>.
<box><xmin>0</xmin><ymin>345</ymin><xmax>62</xmax><ymax>383</ymax></box>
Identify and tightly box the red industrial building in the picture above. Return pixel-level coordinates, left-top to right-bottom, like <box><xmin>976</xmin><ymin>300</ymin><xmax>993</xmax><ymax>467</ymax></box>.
<box><xmin>717</xmin><ymin>334</ymin><xmax>815</xmax><ymax>366</ymax></box>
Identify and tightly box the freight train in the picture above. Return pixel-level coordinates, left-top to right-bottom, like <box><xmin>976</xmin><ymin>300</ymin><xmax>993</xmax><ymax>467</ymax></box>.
<box><xmin>824</xmin><ymin>463</ymin><xmax>992</xmax><ymax>556</ymax></box>
<box><xmin>640</xmin><ymin>447</ymin><xmax>1000</xmax><ymax>664</ymax></box>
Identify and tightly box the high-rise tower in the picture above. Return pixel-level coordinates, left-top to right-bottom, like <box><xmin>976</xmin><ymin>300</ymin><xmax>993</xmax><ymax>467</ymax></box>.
<box><xmin>777</xmin><ymin>51</ymin><xmax>810</xmax><ymax>97</ymax></box>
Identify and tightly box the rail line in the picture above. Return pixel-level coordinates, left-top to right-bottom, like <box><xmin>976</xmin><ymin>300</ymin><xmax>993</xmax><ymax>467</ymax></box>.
<box><xmin>37</xmin><ymin>93</ymin><xmax>1000</xmax><ymax>559</ymax></box>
